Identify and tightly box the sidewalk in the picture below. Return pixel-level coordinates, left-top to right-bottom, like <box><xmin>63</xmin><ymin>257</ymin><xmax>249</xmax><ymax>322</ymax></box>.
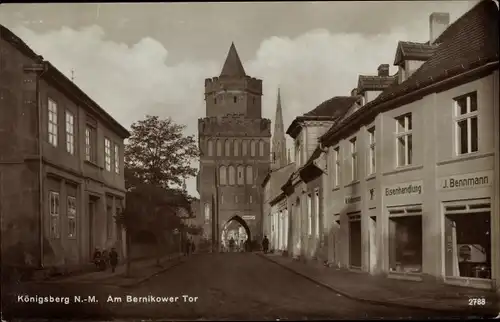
<box><xmin>259</xmin><ymin>253</ymin><xmax>498</xmax><ymax>315</ymax></box>
<box><xmin>39</xmin><ymin>253</ymin><xmax>186</xmax><ymax>288</ymax></box>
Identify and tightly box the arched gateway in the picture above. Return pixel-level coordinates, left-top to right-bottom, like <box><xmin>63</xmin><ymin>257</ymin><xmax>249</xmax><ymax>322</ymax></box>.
<box><xmin>221</xmin><ymin>215</ymin><xmax>252</xmax><ymax>250</ymax></box>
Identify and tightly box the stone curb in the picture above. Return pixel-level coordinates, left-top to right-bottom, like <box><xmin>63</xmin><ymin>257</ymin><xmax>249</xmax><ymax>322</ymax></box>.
<box><xmin>257</xmin><ymin>253</ymin><xmax>487</xmax><ymax>316</ymax></box>
<box><xmin>119</xmin><ymin>256</ymin><xmax>188</xmax><ymax>288</ymax></box>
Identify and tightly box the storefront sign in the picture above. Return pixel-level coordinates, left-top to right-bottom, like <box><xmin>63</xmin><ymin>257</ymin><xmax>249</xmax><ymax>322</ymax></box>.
<box><xmin>384</xmin><ymin>181</ymin><xmax>423</xmax><ymax>198</ymax></box>
<box><xmin>344</xmin><ymin>195</ymin><xmax>361</xmax><ymax>204</ymax></box>
<box><xmin>439</xmin><ymin>171</ymin><xmax>493</xmax><ymax>190</ymax></box>
<box><xmin>242</xmin><ymin>215</ymin><xmax>256</xmax><ymax>220</ymax></box>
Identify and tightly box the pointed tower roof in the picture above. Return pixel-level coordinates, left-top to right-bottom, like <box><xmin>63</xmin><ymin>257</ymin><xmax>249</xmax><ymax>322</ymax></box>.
<box><xmin>220</xmin><ymin>42</ymin><xmax>246</xmax><ymax>77</ymax></box>
<box><xmin>272</xmin><ymin>87</ymin><xmax>288</xmax><ymax>169</ymax></box>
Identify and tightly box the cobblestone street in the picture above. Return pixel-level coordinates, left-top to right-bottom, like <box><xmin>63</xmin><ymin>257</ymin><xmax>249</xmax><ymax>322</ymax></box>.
<box><xmin>3</xmin><ymin>253</ymin><xmax>491</xmax><ymax>320</ymax></box>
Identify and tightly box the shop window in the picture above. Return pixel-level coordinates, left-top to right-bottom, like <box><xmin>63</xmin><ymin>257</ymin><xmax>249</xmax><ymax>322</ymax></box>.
<box><xmin>389</xmin><ymin>214</ymin><xmax>422</xmax><ymax>273</ymax></box>
<box><xmin>349</xmin><ymin>214</ymin><xmax>362</xmax><ymax>268</ymax></box>
<box><xmin>445</xmin><ymin>208</ymin><xmax>491</xmax><ymax>279</ymax></box>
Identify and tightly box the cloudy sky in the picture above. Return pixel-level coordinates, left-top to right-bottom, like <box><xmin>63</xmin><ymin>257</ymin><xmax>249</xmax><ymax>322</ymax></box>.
<box><xmin>0</xmin><ymin>1</ymin><xmax>478</xmax><ymax>197</ymax></box>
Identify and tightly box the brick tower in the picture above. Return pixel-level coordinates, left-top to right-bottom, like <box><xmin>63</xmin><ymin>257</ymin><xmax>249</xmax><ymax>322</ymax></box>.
<box><xmin>197</xmin><ymin>43</ymin><xmax>271</xmax><ymax>249</ymax></box>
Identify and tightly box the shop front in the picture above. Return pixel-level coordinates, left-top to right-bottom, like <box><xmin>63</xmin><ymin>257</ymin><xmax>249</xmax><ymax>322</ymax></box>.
<box><xmin>439</xmin><ymin>170</ymin><xmax>495</xmax><ymax>289</ymax></box>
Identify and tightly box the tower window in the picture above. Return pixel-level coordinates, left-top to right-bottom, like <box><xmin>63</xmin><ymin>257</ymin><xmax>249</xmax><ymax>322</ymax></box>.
<box><xmin>233</xmin><ymin>96</ymin><xmax>237</xmax><ymax>103</ymax></box>
<box><xmin>214</xmin><ymin>98</ymin><xmax>217</xmax><ymax>104</ymax></box>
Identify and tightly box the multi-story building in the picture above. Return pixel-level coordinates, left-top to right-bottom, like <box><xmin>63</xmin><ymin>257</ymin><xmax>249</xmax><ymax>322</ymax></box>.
<box><xmin>197</xmin><ymin>43</ymin><xmax>271</xmax><ymax>248</ymax></box>
<box><xmin>0</xmin><ymin>25</ymin><xmax>130</xmax><ymax>271</ymax></box>
<box><xmin>282</xmin><ymin>96</ymin><xmax>360</xmax><ymax>260</ymax></box>
<box><xmin>262</xmin><ymin>88</ymin><xmax>294</xmax><ymax>252</ymax></box>
<box><xmin>314</xmin><ymin>1</ymin><xmax>498</xmax><ymax>292</ymax></box>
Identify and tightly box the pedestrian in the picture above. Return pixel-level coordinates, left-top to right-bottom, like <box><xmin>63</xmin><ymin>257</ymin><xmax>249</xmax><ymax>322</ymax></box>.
<box><xmin>100</xmin><ymin>249</ymin><xmax>109</xmax><ymax>271</ymax></box>
<box><xmin>185</xmin><ymin>238</ymin><xmax>191</xmax><ymax>256</ymax></box>
<box><xmin>109</xmin><ymin>247</ymin><xmax>118</xmax><ymax>273</ymax></box>
<box><xmin>92</xmin><ymin>248</ymin><xmax>102</xmax><ymax>270</ymax></box>
<box><xmin>191</xmin><ymin>240</ymin><xmax>195</xmax><ymax>254</ymax></box>
<box><xmin>229</xmin><ymin>237</ymin><xmax>235</xmax><ymax>252</ymax></box>
<box><xmin>244</xmin><ymin>238</ymin><xmax>250</xmax><ymax>252</ymax></box>
<box><xmin>262</xmin><ymin>236</ymin><xmax>269</xmax><ymax>254</ymax></box>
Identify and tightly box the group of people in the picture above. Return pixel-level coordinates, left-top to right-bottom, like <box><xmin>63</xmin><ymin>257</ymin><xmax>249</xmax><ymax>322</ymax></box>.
<box><xmin>225</xmin><ymin>237</ymin><xmax>251</xmax><ymax>252</ymax></box>
<box><xmin>92</xmin><ymin>247</ymin><xmax>119</xmax><ymax>272</ymax></box>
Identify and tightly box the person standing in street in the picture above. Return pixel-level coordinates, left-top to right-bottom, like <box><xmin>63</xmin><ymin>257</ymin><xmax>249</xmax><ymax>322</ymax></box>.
<box><xmin>109</xmin><ymin>247</ymin><xmax>118</xmax><ymax>273</ymax></box>
<box><xmin>262</xmin><ymin>236</ymin><xmax>269</xmax><ymax>254</ymax></box>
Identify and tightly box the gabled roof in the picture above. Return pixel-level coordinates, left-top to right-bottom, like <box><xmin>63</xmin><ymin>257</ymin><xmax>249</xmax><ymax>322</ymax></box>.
<box><xmin>394</xmin><ymin>41</ymin><xmax>439</xmax><ymax>66</ymax></box>
<box><xmin>0</xmin><ymin>24</ymin><xmax>131</xmax><ymax>138</ymax></box>
<box><xmin>357</xmin><ymin>74</ymin><xmax>397</xmax><ymax>93</ymax></box>
<box><xmin>286</xmin><ymin>96</ymin><xmax>358</xmax><ymax>139</ymax></box>
<box><xmin>320</xmin><ymin>0</ymin><xmax>499</xmax><ymax>146</ymax></box>
<box><xmin>220</xmin><ymin>42</ymin><xmax>246</xmax><ymax>77</ymax></box>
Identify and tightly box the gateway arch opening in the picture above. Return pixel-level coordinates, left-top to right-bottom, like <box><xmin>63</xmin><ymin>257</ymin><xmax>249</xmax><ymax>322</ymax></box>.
<box><xmin>221</xmin><ymin>216</ymin><xmax>251</xmax><ymax>252</ymax></box>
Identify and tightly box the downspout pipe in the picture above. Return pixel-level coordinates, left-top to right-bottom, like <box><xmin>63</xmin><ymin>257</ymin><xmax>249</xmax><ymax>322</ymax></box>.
<box><xmin>24</xmin><ymin>60</ymin><xmax>48</xmax><ymax>268</ymax></box>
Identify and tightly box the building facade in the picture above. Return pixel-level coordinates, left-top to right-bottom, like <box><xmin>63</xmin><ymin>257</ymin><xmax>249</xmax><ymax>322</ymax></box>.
<box><xmin>197</xmin><ymin>43</ymin><xmax>271</xmax><ymax>248</ymax></box>
<box><xmin>0</xmin><ymin>25</ymin><xmax>130</xmax><ymax>270</ymax></box>
<box><xmin>262</xmin><ymin>88</ymin><xmax>294</xmax><ymax>252</ymax></box>
<box><xmin>314</xmin><ymin>2</ymin><xmax>499</xmax><ymax>292</ymax></box>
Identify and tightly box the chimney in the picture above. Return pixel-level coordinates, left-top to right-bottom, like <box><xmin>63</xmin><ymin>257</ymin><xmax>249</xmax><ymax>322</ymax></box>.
<box><xmin>377</xmin><ymin>64</ymin><xmax>390</xmax><ymax>77</ymax></box>
<box><xmin>350</xmin><ymin>88</ymin><xmax>358</xmax><ymax>97</ymax></box>
<box><xmin>429</xmin><ymin>12</ymin><xmax>450</xmax><ymax>44</ymax></box>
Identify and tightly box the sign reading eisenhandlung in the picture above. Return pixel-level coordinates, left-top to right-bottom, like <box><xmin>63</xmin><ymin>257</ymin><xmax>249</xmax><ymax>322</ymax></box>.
<box><xmin>384</xmin><ymin>181</ymin><xmax>423</xmax><ymax>198</ymax></box>
<box><xmin>439</xmin><ymin>170</ymin><xmax>493</xmax><ymax>190</ymax></box>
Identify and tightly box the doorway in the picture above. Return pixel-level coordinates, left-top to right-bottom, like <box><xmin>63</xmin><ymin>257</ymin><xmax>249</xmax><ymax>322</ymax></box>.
<box><xmin>88</xmin><ymin>198</ymin><xmax>96</xmax><ymax>258</ymax></box>
<box><xmin>369</xmin><ymin>216</ymin><xmax>377</xmax><ymax>273</ymax></box>
<box><xmin>349</xmin><ymin>214</ymin><xmax>362</xmax><ymax>269</ymax></box>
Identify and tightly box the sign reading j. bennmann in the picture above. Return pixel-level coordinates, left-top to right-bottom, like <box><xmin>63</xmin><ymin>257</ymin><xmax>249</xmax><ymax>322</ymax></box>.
<box><xmin>385</xmin><ymin>181</ymin><xmax>423</xmax><ymax>197</ymax></box>
<box><xmin>439</xmin><ymin>170</ymin><xmax>493</xmax><ymax>190</ymax></box>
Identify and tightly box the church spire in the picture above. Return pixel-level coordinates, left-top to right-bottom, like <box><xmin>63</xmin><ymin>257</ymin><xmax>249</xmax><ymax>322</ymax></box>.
<box><xmin>220</xmin><ymin>42</ymin><xmax>246</xmax><ymax>77</ymax></box>
<box><xmin>272</xmin><ymin>87</ymin><xmax>287</xmax><ymax>169</ymax></box>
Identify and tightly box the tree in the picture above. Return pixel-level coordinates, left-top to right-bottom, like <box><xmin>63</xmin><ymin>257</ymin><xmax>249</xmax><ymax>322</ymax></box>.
<box><xmin>119</xmin><ymin>115</ymin><xmax>198</xmax><ymax>274</ymax></box>
<box><xmin>125</xmin><ymin>115</ymin><xmax>199</xmax><ymax>190</ymax></box>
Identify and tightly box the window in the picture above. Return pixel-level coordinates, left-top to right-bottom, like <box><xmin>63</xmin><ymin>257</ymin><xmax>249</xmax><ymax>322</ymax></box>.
<box><xmin>104</xmin><ymin>138</ymin><xmax>111</xmax><ymax>171</ymax></box>
<box><xmin>454</xmin><ymin>92</ymin><xmax>478</xmax><ymax>155</ymax></box>
<box><xmin>334</xmin><ymin>147</ymin><xmax>341</xmax><ymax>187</ymax></box>
<box><xmin>307</xmin><ymin>194</ymin><xmax>312</xmax><ymax>236</ymax></box>
<box><xmin>48</xmin><ymin>99</ymin><xmax>58</xmax><ymax>147</ymax></box>
<box><xmin>389</xmin><ymin>214</ymin><xmax>423</xmax><ymax>273</ymax></box>
<box><xmin>49</xmin><ymin>191</ymin><xmax>60</xmax><ymax>238</ymax></box>
<box><xmin>368</xmin><ymin>127</ymin><xmax>376</xmax><ymax>175</ymax></box>
<box><xmin>65</xmin><ymin>111</ymin><xmax>74</xmax><ymax>154</ymax></box>
<box><xmin>220</xmin><ymin>193</ymin><xmax>224</xmax><ymax>204</ymax></box>
<box><xmin>67</xmin><ymin>196</ymin><xmax>77</xmax><ymax>238</ymax></box>
<box><xmin>233</xmin><ymin>96</ymin><xmax>237</xmax><ymax>103</ymax></box>
<box><xmin>234</xmin><ymin>140</ymin><xmax>239</xmax><ymax>157</ymax></box>
<box><xmin>250</xmin><ymin>140</ymin><xmax>256</xmax><ymax>157</ymax></box>
<box><xmin>295</xmin><ymin>140</ymin><xmax>301</xmax><ymax>167</ymax></box>
<box><xmin>85</xmin><ymin>126</ymin><xmax>96</xmax><ymax>162</ymax></box>
<box><xmin>235</xmin><ymin>195</ymin><xmax>239</xmax><ymax>203</ymax></box>
<box><xmin>114</xmin><ymin>144</ymin><xmax>120</xmax><ymax>174</ymax></box>
<box><xmin>216</xmin><ymin>140</ymin><xmax>222</xmax><ymax>156</ymax></box>
<box><xmin>207</xmin><ymin>139</ymin><xmax>213</xmax><ymax>156</ymax></box>
<box><xmin>214</xmin><ymin>97</ymin><xmax>217</xmax><ymax>104</ymax></box>
<box><xmin>259</xmin><ymin>140</ymin><xmax>265</xmax><ymax>157</ymax></box>
<box><xmin>350</xmin><ymin>137</ymin><xmax>358</xmax><ymax>181</ymax></box>
<box><xmin>219</xmin><ymin>166</ymin><xmax>227</xmax><ymax>185</ymax></box>
<box><xmin>107</xmin><ymin>205</ymin><xmax>113</xmax><ymax>239</ymax></box>
<box><xmin>249</xmin><ymin>195</ymin><xmax>253</xmax><ymax>204</ymax></box>
<box><xmin>228</xmin><ymin>166</ymin><xmax>235</xmax><ymax>185</ymax></box>
<box><xmin>246</xmin><ymin>165</ymin><xmax>253</xmax><ymax>185</ymax></box>
<box><xmin>225</xmin><ymin>139</ymin><xmax>231</xmax><ymax>156</ymax></box>
<box><xmin>242</xmin><ymin>140</ymin><xmax>248</xmax><ymax>156</ymax></box>
<box><xmin>395</xmin><ymin>113</ymin><xmax>413</xmax><ymax>167</ymax></box>
<box><xmin>315</xmin><ymin>190</ymin><xmax>320</xmax><ymax>238</ymax></box>
<box><xmin>204</xmin><ymin>203</ymin><xmax>210</xmax><ymax>224</ymax></box>
<box><xmin>237</xmin><ymin>165</ymin><xmax>244</xmax><ymax>185</ymax></box>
